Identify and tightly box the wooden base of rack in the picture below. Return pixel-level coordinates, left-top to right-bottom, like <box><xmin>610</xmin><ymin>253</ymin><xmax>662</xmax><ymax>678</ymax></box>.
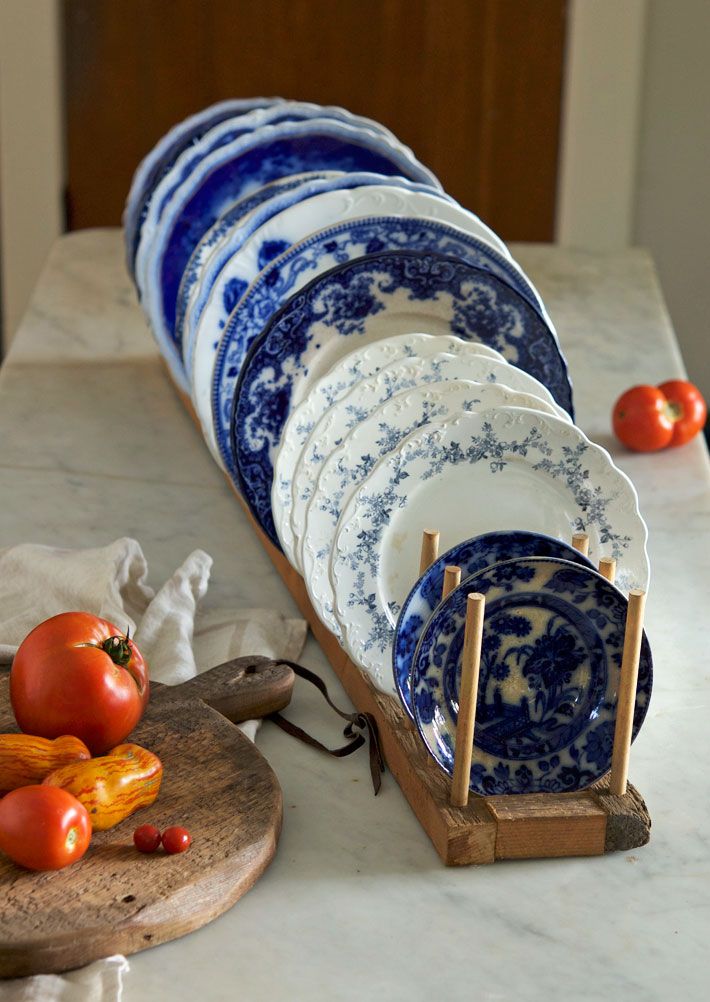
<box><xmin>237</xmin><ymin>493</ymin><xmax>651</xmax><ymax>866</ymax></box>
<box><xmin>170</xmin><ymin>374</ymin><xmax>651</xmax><ymax>866</ymax></box>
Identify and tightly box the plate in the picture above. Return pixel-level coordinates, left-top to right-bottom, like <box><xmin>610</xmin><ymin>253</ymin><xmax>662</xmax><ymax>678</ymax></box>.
<box><xmin>301</xmin><ymin>386</ymin><xmax>570</xmax><ymax>638</ymax></box>
<box><xmin>124</xmin><ymin>97</ymin><xmax>284</xmax><ymax>277</ymax></box>
<box><xmin>271</xmin><ymin>334</ymin><xmax>505</xmax><ymax>565</ymax></box>
<box><xmin>136</xmin><ymin>118</ymin><xmax>441</xmax><ymax>389</ymax></box>
<box><xmin>329</xmin><ymin>407</ymin><xmax>649</xmax><ymax>691</ymax></box>
<box><xmin>176</xmin><ymin>171</ymin><xmax>341</xmax><ymax>369</ymax></box>
<box><xmin>393</xmin><ymin>531</ymin><xmax>595</xmax><ymax>717</ymax></box>
<box><xmin>208</xmin><ymin>212</ymin><xmax>537</xmax><ymax>469</ymax></box>
<box><xmin>232</xmin><ymin>250</ymin><xmax>574</xmax><ymax>543</ymax></box>
<box><xmin>411</xmin><ymin>557</ymin><xmax>652</xmax><ymax>794</ymax></box>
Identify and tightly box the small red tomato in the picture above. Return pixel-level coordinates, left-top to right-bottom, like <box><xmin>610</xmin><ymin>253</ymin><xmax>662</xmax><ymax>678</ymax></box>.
<box><xmin>657</xmin><ymin>379</ymin><xmax>707</xmax><ymax>447</ymax></box>
<box><xmin>162</xmin><ymin>826</ymin><xmax>191</xmax><ymax>854</ymax></box>
<box><xmin>0</xmin><ymin>785</ymin><xmax>91</xmax><ymax>870</ymax></box>
<box><xmin>133</xmin><ymin>824</ymin><xmax>162</xmax><ymax>853</ymax></box>
<box><xmin>10</xmin><ymin>612</ymin><xmax>149</xmax><ymax>754</ymax></box>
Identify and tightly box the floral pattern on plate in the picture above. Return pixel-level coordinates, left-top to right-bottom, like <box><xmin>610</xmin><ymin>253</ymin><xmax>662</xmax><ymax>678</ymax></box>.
<box><xmin>329</xmin><ymin>407</ymin><xmax>649</xmax><ymax>691</ymax></box>
<box><xmin>232</xmin><ymin>251</ymin><xmax>574</xmax><ymax>545</ymax></box>
<box><xmin>411</xmin><ymin>557</ymin><xmax>652</xmax><ymax>794</ymax></box>
<box><xmin>302</xmin><ymin>387</ymin><xmax>567</xmax><ymax>639</ymax></box>
<box><xmin>393</xmin><ymin>530</ymin><xmax>595</xmax><ymax>718</ymax></box>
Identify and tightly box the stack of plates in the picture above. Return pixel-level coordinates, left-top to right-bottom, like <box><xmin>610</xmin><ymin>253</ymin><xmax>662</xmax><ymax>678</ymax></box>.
<box><xmin>126</xmin><ymin>97</ymin><xmax>652</xmax><ymax>795</ymax></box>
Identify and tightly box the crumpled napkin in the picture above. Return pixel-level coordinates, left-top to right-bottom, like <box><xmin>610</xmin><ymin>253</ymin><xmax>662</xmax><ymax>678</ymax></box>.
<box><xmin>0</xmin><ymin>538</ymin><xmax>306</xmax><ymax>1001</ymax></box>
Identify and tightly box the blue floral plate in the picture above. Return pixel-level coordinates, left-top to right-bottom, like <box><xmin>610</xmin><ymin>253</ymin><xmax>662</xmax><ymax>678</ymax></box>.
<box><xmin>393</xmin><ymin>531</ymin><xmax>595</xmax><ymax>718</ymax></box>
<box><xmin>231</xmin><ymin>250</ymin><xmax>574</xmax><ymax>544</ymax></box>
<box><xmin>411</xmin><ymin>557</ymin><xmax>653</xmax><ymax>795</ymax></box>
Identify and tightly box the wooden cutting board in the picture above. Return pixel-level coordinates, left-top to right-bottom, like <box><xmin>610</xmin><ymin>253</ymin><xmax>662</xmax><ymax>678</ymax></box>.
<box><xmin>0</xmin><ymin>656</ymin><xmax>294</xmax><ymax>978</ymax></box>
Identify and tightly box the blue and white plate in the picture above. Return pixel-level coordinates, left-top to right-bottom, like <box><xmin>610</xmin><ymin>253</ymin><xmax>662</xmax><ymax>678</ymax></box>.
<box><xmin>231</xmin><ymin>251</ymin><xmax>574</xmax><ymax>543</ymax></box>
<box><xmin>124</xmin><ymin>97</ymin><xmax>284</xmax><ymax>277</ymax></box>
<box><xmin>394</xmin><ymin>531</ymin><xmax>595</xmax><ymax>717</ymax></box>
<box><xmin>301</xmin><ymin>389</ymin><xmax>571</xmax><ymax>638</ymax></box>
<box><xmin>329</xmin><ymin>407</ymin><xmax>649</xmax><ymax>691</ymax></box>
<box><xmin>411</xmin><ymin>557</ymin><xmax>653</xmax><ymax>795</ymax></box>
<box><xmin>136</xmin><ymin>117</ymin><xmax>441</xmax><ymax>389</ymax></box>
<box><xmin>209</xmin><ymin>213</ymin><xmax>539</xmax><ymax>469</ymax></box>
<box><xmin>207</xmin><ymin>201</ymin><xmax>521</xmax><ymax>469</ymax></box>
<box><xmin>176</xmin><ymin>170</ymin><xmax>342</xmax><ymax>370</ymax></box>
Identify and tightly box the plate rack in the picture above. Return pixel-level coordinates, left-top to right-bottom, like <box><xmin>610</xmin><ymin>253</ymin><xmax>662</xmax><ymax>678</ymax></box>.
<box><xmin>173</xmin><ymin>381</ymin><xmax>651</xmax><ymax>866</ymax></box>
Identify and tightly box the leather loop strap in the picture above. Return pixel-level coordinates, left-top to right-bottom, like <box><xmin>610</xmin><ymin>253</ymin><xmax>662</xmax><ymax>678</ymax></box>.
<box><xmin>267</xmin><ymin>659</ymin><xmax>385</xmax><ymax>795</ymax></box>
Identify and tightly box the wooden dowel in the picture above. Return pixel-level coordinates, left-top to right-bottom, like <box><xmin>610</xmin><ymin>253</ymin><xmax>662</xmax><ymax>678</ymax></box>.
<box><xmin>441</xmin><ymin>565</ymin><xmax>461</xmax><ymax>601</ymax></box>
<box><xmin>572</xmin><ymin>531</ymin><xmax>589</xmax><ymax>557</ymax></box>
<box><xmin>419</xmin><ymin>529</ymin><xmax>440</xmax><ymax>576</ymax></box>
<box><xmin>450</xmin><ymin>593</ymin><xmax>486</xmax><ymax>808</ymax></box>
<box><xmin>598</xmin><ymin>557</ymin><xmax>616</xmax><ymax>583</ymax></box>
<box><xmin>609</xmin><ymin>590</ymin><xmax>646</xmax><ymax>796</ymax></box>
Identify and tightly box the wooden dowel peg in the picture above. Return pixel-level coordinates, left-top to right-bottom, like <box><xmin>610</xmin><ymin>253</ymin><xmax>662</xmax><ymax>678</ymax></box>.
<box><xmin>419</xmin><ymin>529</ymin><xmax>440</xmax><ymax>576</ymax></box>
<box><xmin>609</xmin><ymin>590</ymin><xmax>646</xmax><ymax>797</ymax></box>
<box><xmin>441</xmin><ymin>565</ymin><xmax>461</xmax><ymax>601</ymax></box>
<box><xmin>598</xmin><ymin>557</ymin><xmax>616</xmax><ymax>583</ymax></box>
<box><xmin>450</xmin><ymin>593</ymin><xmax>486</xmax><ymax>808</ymax></box>
<box><xmin>572</xmin><ymin>532</ymin><xmax>589</xmax><ymax>557</ymax></box>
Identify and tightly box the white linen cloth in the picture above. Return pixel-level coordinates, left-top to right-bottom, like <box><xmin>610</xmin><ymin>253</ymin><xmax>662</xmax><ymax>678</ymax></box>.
<box><xmin>0</xmin><ymin>538</ymin><xmax>306</xmax><ymax>1001</ymax></box>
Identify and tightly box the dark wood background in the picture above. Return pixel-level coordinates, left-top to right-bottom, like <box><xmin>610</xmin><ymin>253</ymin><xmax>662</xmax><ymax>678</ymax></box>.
<box><xmin>62</xmin><ymin>0</ymin><xmax>567</xmax><ymax>241</ymax></box>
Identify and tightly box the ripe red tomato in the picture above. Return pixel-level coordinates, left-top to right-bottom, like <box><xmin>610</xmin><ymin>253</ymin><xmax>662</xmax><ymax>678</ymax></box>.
<box><xmin>613</xmin><ymin>381</ymin><xmax>707</xmax><ymax>452</ymax></box>
<box><xmin>10</xmin><ymin>612</ymin><xmax>149</xmax><ymax>754</ymax></box>
<box><xmin>162</xmin><ymin>826</ymin><xmax>192</xmax><ymax>854</ymax></box>
<box><xmin>133</xmin><ymin>824</ymin><xmax>162</xmax><ymax>853</ymax></box>
<box><xmin>0</xmin><ymin>785</ymin><xmax>91</xmax><ymax>870</ymax></box>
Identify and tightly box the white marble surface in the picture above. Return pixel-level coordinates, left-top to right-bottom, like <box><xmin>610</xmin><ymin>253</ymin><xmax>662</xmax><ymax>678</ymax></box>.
<box><xmin>1</xmin><ymin>231</ymin><xmax>709</xmax><ymax>1001</ymax></box>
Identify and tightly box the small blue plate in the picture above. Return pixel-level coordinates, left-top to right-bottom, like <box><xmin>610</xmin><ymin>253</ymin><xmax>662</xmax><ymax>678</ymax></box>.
<box><xmin>393</xmin><ymin>531</ymin><xmax>596</xmax><ymax>718</ymax></box>
<box><xmin>412</xmin><ymin>557</ymin><xmax>652</xmax><ymax>795</ymax></box>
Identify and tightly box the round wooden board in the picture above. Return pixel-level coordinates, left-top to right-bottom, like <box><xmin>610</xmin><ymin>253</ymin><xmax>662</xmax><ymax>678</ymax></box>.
<box><xmin>0</xmin><ymin>661</ymin><xmax>284</xmax><ymax>978</ymax></box>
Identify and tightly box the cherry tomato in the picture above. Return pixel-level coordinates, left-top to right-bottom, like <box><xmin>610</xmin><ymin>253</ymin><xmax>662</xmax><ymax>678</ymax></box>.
<box><xmin>657</xmin><ymin>380</ymin><xmax>707</xmax><ymax>447</ymax></box>
<box><xmin>0</xmin><ymin>785</ymin><xmax>91</xmax><ymax>870</ymax></box>
<box><xmin>612</xmin><ymin>380</ymin><xmax>707</xmax><ymax>452</ymax></box>
<box><xmin>10</xmin><ymin>612</ymin><xmax>149</xmax><ymax>754</ymax></box>
<box><xmin>133</xmin><ymin>824</ymin><xmax>162</xmax><ymax>853</ymax></box>
<box><xmin>162</xmin><ymin>826</ymin><xmax>191</xmax><ymax>854</ymax></box>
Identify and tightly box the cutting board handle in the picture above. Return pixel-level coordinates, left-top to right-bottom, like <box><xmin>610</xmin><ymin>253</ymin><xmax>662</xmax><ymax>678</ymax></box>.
<box><xmin>151</xmin><ymin>656</ymin><xmax>295</xmax><ymax>724</ymax></box>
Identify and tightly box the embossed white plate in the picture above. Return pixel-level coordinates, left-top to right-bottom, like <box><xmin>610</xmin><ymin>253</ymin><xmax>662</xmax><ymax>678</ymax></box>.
<box><xmin>302</xmin><ymin>379</ymin><xmax>566</xmax><ymax>636</ymax></box>
<box><xmin>329</xmin><ymin>407</ymin><xmax>650</xmax><ymax>692</ymax></box>
<box><xmin>271</xmin><ymin>334</ymin><xmax>506</xmax><ymax>567</ymax></box>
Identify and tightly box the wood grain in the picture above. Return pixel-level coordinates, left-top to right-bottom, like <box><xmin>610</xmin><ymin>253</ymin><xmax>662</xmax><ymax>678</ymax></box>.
<box><xmin>62</xmin><ymin>0</ymin><xmax>567</xmax><ymax>240</ymax></box>
<box><xmin>0</xmin><ymin>658</ymin><xmax>288</xmax><ymax>978</ymax></box>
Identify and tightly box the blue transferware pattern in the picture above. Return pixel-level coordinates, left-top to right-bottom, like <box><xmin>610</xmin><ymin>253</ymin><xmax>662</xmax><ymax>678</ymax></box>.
<box><xmin>231</xmin><ymin>251</ymin><xmax>574</xmax><ymax>543</ymax></box>
<box><xmin>184</xmin><ymin>177</ymin><xmax>454</xmax><ymax>377</ymax></box>
<box><xmin>393</xmin><ymin>530</ymin><xmax>595</xmax><ymax>718</ymax></box>
<box><xmin>212</xmin><ymin>215</ymin><xmax>547</xmax><ymax>469</ymax></box>
<box><xmin>125</xmin><ymin>97</ymin><xmax>283</xmax><ymax>276</ymax></box>
<box><xmin>176</xmin><ymin>171</ymin><xmax>338</xmax><ymax>365</ymax></box>
<box><xmin>411</xmin><ymin>557</ymin><xmax>652</xmax><ymax>795</ymax></box>
<box><xmin>153</xmin><ymin>119</ymin><xmax>441</xmax><ymax>342</ymax></box>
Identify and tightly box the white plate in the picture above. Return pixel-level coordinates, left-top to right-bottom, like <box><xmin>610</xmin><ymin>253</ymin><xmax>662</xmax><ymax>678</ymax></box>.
<box><xmin>291</xmin><ymin>351</ymin><xmax>570</xmax><ymax>572</ymax></box>
<box><xmin>329</xmin><ymin>407</ymin><xmax>650</xmax><ymax>692</ymax></box>
<box><xmin>271</xmin><ymin>334</ymin><xmax>506</xmax><ymax>567</ymax></box>
<box><xmin>302</xmin><ymin>379</ymin><xmax>565</xmax><ymax>636</ymax></box>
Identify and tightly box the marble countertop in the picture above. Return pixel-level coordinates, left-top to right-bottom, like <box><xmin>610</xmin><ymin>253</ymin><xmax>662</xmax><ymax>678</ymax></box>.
<box><xmin>1</xmin><ymin>231</ymin><xmax>708</xmax><ymax>1001</ymax></box>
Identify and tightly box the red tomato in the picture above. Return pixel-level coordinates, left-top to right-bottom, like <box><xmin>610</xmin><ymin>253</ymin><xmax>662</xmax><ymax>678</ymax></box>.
<box><xmin>0</xmin><ymin>785</ymin><xmax>91</xmax><ymax>870</ymax></box>
<box><xmin>10</xmin><ymin>612</ymin><xmax>149</xmax><ymax>754</ymax></box>
<box><xmin>657</xmin><ymin>379</ymin><xmax>707</xmax><ymax>447</ymax></box>
<box><xmin>162</xmin><ymin>826</ymin><xmax>192</xmax><ymax>854</ymax></box>
<box><xmin>612</xmin><ymin>381</ymin><xmax>707</xmax><ymax>452</ymax></box>
<box><xmin>133</xmin><ymin>824</ymin><xmax>162</xmax><ymax>853</ymax></box>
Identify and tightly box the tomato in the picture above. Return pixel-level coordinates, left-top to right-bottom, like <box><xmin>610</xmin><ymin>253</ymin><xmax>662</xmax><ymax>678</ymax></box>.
<box><xmin>612</xmin><ymin>381</ymin><xmax>707</xmax><ymax>452</ymax></box>
<box><xmin>657</xmin><ymin>380</ymin><xmax>707</xmax><ymax>447</ymax></box>
<box><xmin>0</xmin><ymin>785</ymin><xmax>91</xmax><ymax>870</ymax></box>
<box><xmin>10</xmin><ymin>612</ymin><xmax>149</xmax><ymax>755</ymax></box>
<box><xmin>133</xmin><ymin>824</ymin><xmax>162</xmax><ymax>853</ymax></box>
<box><xmin>162</xmin><ymin>826</ymin><xmax>191</xmax><ymax>854</ymax></box>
